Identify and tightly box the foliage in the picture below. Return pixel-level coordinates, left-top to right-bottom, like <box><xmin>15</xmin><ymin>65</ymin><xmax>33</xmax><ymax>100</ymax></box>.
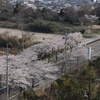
<box><xmin>0</xmin><ymin>3</ymin><xmax>99</xmax><ymax>33</ymax></box>
<box><xmin>55</xmin><ymin>65</ymin><xmax>98</xmax><ymax>100</ymax></box>
<box><xmin>78</xmin><ymin>66</ymin><xmax>98</xmax><ymax>100</ymax></box>
<box><xmin>83</xmin><ymin>33</ymin><xmax>96</xmax><ymax>38</ymax></box>
<box><xmin>60</xmin><ymin>7</ymin><xmax>78</xmax><ymax>24</ymax></box>
<box><xmin>91</xmin><ymin>6</ymin><xmax>100</xmax><ymax>24</ymax></box>
<box><xmin>79</xmin><ymin>65</ymin><xmax>97</xmax><ymax>81</ymax></box>
<box><xmin>18</xmin><ymin>63</ymin><xmax>99</xmax><ymax>100</ymax></box>
<box><xmin>0</xmin><ymin>9</ymin><xmax>12</xmax><ymax>21</ymax></box>
<box><xmin>89</xmin><ymin>57</ymin><xmax>100</xmax><ymax>76</ymax></box>
<box><xmin>28</xmin><ymin>20</ymin><xmax>63</xmax><ymax>33</ymax></box>
<box><xmin>52</xmin><ymin>77</ymin><xmax>84</xmax><ymax>100</ymax></box>
<box><xmin>0</xmin><ymin>32</ymin><xmax>20</xmax><ymax>48</ymax></box>
<box><xmin>0</xmin><ymin>32</ymin><xmax>33</xmax><ymax>54</ymax></box>
<box><xmin>90</xmin><ymin>57</ymin><xmax>100</xmax><ymax>69</ymax></box>
<box><xmin>0</xmin><ymin>32</ymin><xmax>85</xmax><ymax>87</ymax></box>
<box><xmin>19</xmin><ymin>89</ymin><xmax>38</xmax><ymax>100</ymax></box>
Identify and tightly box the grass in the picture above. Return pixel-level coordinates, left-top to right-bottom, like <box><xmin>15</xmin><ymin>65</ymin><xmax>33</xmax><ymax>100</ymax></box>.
<box><xmin>52</xmin><ymin>81</ymin><xmax>59</xmax><ymax>87</ymax></box>
<box><xmin>91</xmin><ymin>25</ymin><xmax>100</xmax><ymax>29</ymax></box>
<box><xmin>91</xmin><ymin>29</ymin><xmax>100</xmax><ymax>34</ymax></box>
<box><xmin>0</xmin><ymin>51</ymin><xmax>4</xmax><ymax>56</ymax></box>
<box><xmin>35</xmin><ymin>90</ymin><xmax>46</xmax><ymax>97</ymax></box>
<box><xmin>0</xmin><ymin>21</ymin><xmax>16</xmax><ymax>28</ymax></box>
<box><xmin>61</xmin><ymin>25</ymin><xmax>87</xmax><ymax>33</ymax></box>
<box><xmin>83</xmin><ymin>33</ymin><xmax>97</xmax><ymax>38</ymax></box>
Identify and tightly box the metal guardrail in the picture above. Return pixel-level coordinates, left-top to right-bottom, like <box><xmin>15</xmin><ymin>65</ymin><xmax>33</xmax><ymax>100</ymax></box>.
<box><xmin>80</xmin><ymin>36</ymin><xmax>100</xmax><ymax>46</ymax></box>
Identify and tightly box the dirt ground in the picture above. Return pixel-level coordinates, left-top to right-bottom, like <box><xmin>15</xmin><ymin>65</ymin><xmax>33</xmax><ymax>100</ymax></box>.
<box><xmin>0</xmin><ymin>27</ymin><xmax>62</xmax><ymax>42</ymax></box>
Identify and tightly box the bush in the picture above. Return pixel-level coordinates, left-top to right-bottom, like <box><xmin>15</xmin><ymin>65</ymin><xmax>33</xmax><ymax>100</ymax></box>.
<box><xmin>22</xmin><ymin>89</ymin><xmax>38</xmax><ymax>100</ymax></box>
<box><xmin>0</xmin><ymin>32</ymin><xmax>34</xmax><ymax>54</ymax></box>
<box><xmin>28</xmin><ymin>20</ymin><xmax>63</xmax><ymax>33</ymax></box>
<box><xmin>0</xmin><ymin>32</ymin><xmax>20</xmax><ymax>48</ymax></box>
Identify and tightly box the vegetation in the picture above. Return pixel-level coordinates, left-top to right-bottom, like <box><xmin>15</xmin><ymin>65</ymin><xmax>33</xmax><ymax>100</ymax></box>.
<box><xmin>0</xmin><ymin>3</ymin><xmax>99</xmax><ymax>33</ymax></box>
<box><xmin>89</xmin><ymin>57</ymin><xmax>100</xmax><ymax>76</ymax></box>
<box><xmin>19</xmin><ymin>56</ymin><xmax>100</xmax><ymax>100</ymax></box>
<box><xmin>28</xmin><ymin>20</ymin><xmax>63</xmax><ymax>33</ymax></box>
<box><xmin>83</xmin><ymin>33</ymin><xmax>96</xmax><ymax>38</ymax></box>
<box><xmin>18</xmin><ymin>89</ymin><xmax>38</xmax><ymax>100</ymax></box>
<box><xmin>91</xmin><ymin>6</ymin><xmax>100</xmax><ymax>24</ymax></box>
<box><xmin>0</xmin><ymin>32</ymin><xmax>34</xmax><ymax>54</ymax></box>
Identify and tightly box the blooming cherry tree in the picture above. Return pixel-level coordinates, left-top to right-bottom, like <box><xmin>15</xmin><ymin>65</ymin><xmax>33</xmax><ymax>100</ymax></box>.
<box><xmin>0</xmin><ymin>32</ymin><xmax>86</xmax><ymax>87</ymax></box>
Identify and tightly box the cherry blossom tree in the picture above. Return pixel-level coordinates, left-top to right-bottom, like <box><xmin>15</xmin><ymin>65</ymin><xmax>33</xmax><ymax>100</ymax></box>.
<box><xmin>70</xmin><ymin>46</ymin><xmax>88</xmax><ymax>65</ymax></box>
<box><xmin>0</xmin><ymin>32</ymin><xmax>86</xmax><ymax>88</ymax></box>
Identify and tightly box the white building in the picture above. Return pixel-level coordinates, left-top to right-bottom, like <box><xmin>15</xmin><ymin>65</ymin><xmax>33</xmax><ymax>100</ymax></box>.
<box><xmin>10</xmin><ymin>0</ymin><xmax>36</xmax><ymax>6</ymax></box>
<box><xmin>90</xmin><ymin>0</ymin><xmax>100</xmax><ymax>3</ymax></box>
<box><xmin>96</xmin><ymin>0</ymin><xmax>100</xmax><ymax>2</ymax></box>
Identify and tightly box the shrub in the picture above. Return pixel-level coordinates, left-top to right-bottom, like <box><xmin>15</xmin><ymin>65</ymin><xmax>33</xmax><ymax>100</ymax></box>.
<box><xmin>0</xmin><ymin>32</ymin><xmax>34</xmax><ymax>54</ymax></box>
<box><xmin>22</xmin><ymin>89</ymin><xmax>38</xmax><ymax>100</ymax></box>
<box><xmin>28</xmin><ymin>20</ymin><xmax>63</xmax><ymax>33</ymax></box>
<box><xmin>0</xmin><ymin>32</ymin><xmax>20</xmax><ymax>48</ymax></box>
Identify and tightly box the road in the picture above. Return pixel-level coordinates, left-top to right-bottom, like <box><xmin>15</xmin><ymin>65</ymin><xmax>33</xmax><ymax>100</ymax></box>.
<box><xmin>87</xmin><ymin>40</ymin><xmax>100</xmax><ymax>57</ymax></box>
<box><xmin>0</xmin><ymin>88</ymin><xmax>20</xmax><ymax>100</ymax></box>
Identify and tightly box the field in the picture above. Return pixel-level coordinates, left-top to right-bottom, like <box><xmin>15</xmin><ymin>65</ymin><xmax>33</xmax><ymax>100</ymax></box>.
<box><xmin>92</xmin><ymin>25</ymin><xmax>100</xmax><ymax>29</ymax></box>
<box><xmin>0</xmin><ymin>27</ymin><xmax>62</xmax><ymax>42</ymax></box>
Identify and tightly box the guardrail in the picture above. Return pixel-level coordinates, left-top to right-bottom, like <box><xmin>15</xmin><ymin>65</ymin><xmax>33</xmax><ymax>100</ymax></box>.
<box><xmin>80</xmin><ymin>36</ymin><xmax>100</xmax><ymax>46</ymax></box>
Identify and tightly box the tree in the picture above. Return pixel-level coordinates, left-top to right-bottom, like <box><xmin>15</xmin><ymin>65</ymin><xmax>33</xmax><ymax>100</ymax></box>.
<box><xmin>91</xmin><ymin>7</ymin><xmax>100</xmax><ymax>24</ymax></box>
<box><xmin>78</xmin><ymin>66</ymin><xmax>98</xmax><ymax>100</ymax></box>
<box><xmin>71</xmin><ymin>46</ymin><xmax>87</xmax><ymax>65</ymax></box>
<box><xmin>89</xmin><ymin>57</ymin><xmax>100</xmax><ymax>76</ymax></box>
<box><xmin>56</xmin><ymin>77</ymin><xmax>84</xmax><ymax>100</ymax></box>
<box><xmin>0</xmin><ymin>32</ymin><xmax>86</xmax><ymax>89</ymax></box>
<box><xmin>42</xmin><ymin>8</ymin><xmax>59</xmax><ymax>21</ymax></box>
<box><xmin>28</xmin><ymin>20</ymin><xmax>62</xmax><ymax>33</ymax></box>
<box><xmin>0</xmin><ymin>0</ymin><xmax>13</xmax><ymax>21</ymax></box>
<box><xmin>13</xmin><ymin>3</ymin><xmax>25</xmax><ymax>28</ymax></box>
<box><xmin>78</xmin><ymin>8</ymin><xmax>88</xmax><ymax>25</ymax></box>
<box><xmin>22</xmin><ymin>8</ymin><xmax>35</xmax><ymax>24</ymax></box>
<box><xmin>60</xmin><ymin>7</ymin><xmax>78</xmax><ymax>24</ymax></box>
<box><xmin>18</xmin><ymin>88</ymin><xmax>38</xmax><ymax>100</ymax></box>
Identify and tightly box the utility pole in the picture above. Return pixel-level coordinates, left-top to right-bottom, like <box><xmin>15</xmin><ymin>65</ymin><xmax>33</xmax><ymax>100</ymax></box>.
<box><xmin>6</xmin><ymin>44</ymin><xmax>9</xmax><ymax>100</ymax></box>
<box><xmin>88</xmin><ymin>47</ymin><xmax>91</xmax><ymax>61</ymax></box>
<box><xmin>22</xmin><ymin>28</ymin><xmax>24</xmax><ymax>51</ymax></box>
<box><xmin>87</xmin><ymin>78</ymin><xmax>91</xmax><ymax>100</ymax></box>
<box><xmin>88</xmin><ymin>47</ymin><xmax>91</xmax><ymax>68</ymax></box>
<box><xmin>64</xmin><ymin>33</ymin><xmax>67</xmax><ymax>74</ymax></box>
<box><xmin>87</xmin><ymin>47</ymin><xmax>92</xmax><ymax>100</ymax></box>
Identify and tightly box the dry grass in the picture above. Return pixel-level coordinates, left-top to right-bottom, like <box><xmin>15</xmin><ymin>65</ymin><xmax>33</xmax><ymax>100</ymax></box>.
<box><xmin>0</xmin><ymin>27</ymin><xmax>62</xmax><ymax>42</ymax></box>
<box><xmin>0</xmin><ymin>32</ymin><xmax>35</xmax><ymax>55</ymax></box>
<box><xmin>0</xmin><ymin>51</ymin><xmax>4</xmax><ymax>56</ymax></box>
<box><xmin>91</xmin><ymin>25</ymin><xmax>100</xmax><ymax>29</ymax></box>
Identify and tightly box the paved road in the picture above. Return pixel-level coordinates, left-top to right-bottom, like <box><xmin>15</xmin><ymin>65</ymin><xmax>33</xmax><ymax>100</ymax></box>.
<box><xmin>87</xmin><ymin>40</ymin><xmax>100</xmax><ymax>57</ymax></box>
<box><xmin>0</xmin><ymin>88</ymin><xmax>20</xmax><ymax>100</ymax></box>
